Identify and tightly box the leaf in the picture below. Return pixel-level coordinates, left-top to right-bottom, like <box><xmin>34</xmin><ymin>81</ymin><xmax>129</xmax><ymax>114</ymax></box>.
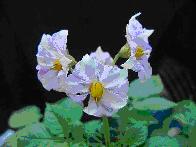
<box><xmin>128</xmin><ymin>109</ymin><xmax>158</xmax><ymax>125</ymax></box>
<box><xmin>145</xmin><ymin>136</ymin><xmax>180</xmax><ymax>147</ymax></box>
<box><xmin>84</xmin><ymin>120</ymin><xmax>102</xmax><ymax>136</ymax></box>
<box><xmin>43</xmin><ymin>104</ymin><xmax>66</xmax><ymax>135</ymax></box>
<box><xmin>119</xmin><ymin>121</ymin><xmax>148</xmax><ymax>147</ymax></box>
<box><xmin>5</xmin><ymin>123</ymin><xmax>53</xmax><ymax>147</ymax></box>
<box><xmin>43</xmin><ymin>99</ymin><xmax>83</xmax><ymax>137</ymax></box>
<box><xmin>175</xmin><ymin>135</ymin><xmax>189</xmax><ymax>147</ymax></box>
<box><xmin>128</xmin><ymin>75</ymin><xmax>163</xmax><ymax>100</ymax></box>
<box><xmin>71</xmin><ymin>123</ymin><xmax>85</xmax><ymax>143</ymax></box>
<box><xmin>8</xmin><ymin>106</ymin><xmax>42</xmax><ymax>128</ymax></box>
<box><xmin>173</xmin><ymin>100</ymin><xmax>196</xmax><ymax>127</ymax></box>
<box><xmin>133</xmin><ymin>97</ymin><xmax>177</xmax><ymax>111</ymax></box>
<box><xmin>188</xmin><ymin>126</ymin><xmax>196</xmax><ymax>146</ymax></box>
<box><xmin>150</xmin><ymin>117</ymin><xmax>172</xmax><ymax>137</ymax></box>
<box><xmin>52</xmin><ymin>99</ymin><xmax>83</xmax><ymax>124</ymax></box>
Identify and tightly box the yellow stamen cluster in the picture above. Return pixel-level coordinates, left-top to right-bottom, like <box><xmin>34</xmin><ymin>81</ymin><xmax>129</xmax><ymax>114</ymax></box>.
<box><xmin>89</xmin><ymin>81</ymin><xmax>104</xmax><ymax>103</ymax></box>
<box><xmin>52</xmin><ymin>59</ymin><xmax>63</xmax><ymax>71</ymax></box>
<box><xmin>135</xmin><ymin>46</ymin><xmax>144</xmax><ymax>59</ymax></box>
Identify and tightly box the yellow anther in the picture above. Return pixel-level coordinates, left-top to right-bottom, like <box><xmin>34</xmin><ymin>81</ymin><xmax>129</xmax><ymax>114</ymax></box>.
<box><xmin>89</xmin><ymin>81</ymin><xmax>104</xmax><ymax>103</ymax></box>
<box><xmin>135</xmin><ymin>46</ymin><xmax>144</xmax><ymax>59</ymax></box>
<box><xmin>52</xmin><ymin>59</ymin><xmax>63</xmax><ymax>71</ymax></box>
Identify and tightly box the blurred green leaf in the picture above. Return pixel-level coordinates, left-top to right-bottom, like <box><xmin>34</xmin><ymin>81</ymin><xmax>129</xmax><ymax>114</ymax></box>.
<box><xmin>71</xmin><ymin>122</ymin><xmax>85</xmax><ymax>143</ymax></box>
<box><xmin>84</xmin><ymin>120</ymin><xmax>102</xmax><ymax>136</ymax></box>
<box><xmin>150</xmin><ymin>117</ymin><xmax>172</xmax><ymax>137</ymax></box>
<box><xmin>173</xmin><ymin>100</ymin><xmax>196</xmax><ymax>127</ymax></box>
<box><xmin>175</xmin><ymin>135</ymin><xmax>189</xmax><ymax>147</ymax></box>
<box><xmin>8</xmin><ymin>106</ymin><xmax>42</xmax><ymax>128</ymax></box>
<box><xmin>133</xmin><ymin>97</ymin><xmax>176</xmax><ymax>111</ymax></box>
<box><xmin>116</xmin><ymin>107</ymin><xmax>157</xmax><ymax>134</ymax></box>
<box><xmin>188</xmin><ymin>126</ymin><xmax>196</xmax><ymax>146</ymax></box>
<box><xmin>5</xmin><ymin>123</ymin><xmax>53</xmax><ymax>147</ymax></box>
<box><xmin>145</xmin><ymin>136</ymin><xmax>180</xmax><ymax>147</ymax></box>
<box><xmin>128</xmin><ymin>75</ymin><xmax>163</xmax><ymax>100</ymax></box>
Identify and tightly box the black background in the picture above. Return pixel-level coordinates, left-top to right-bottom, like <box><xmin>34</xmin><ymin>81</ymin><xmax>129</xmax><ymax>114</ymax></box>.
<box><xmin>0</xmin><ymin>0</ymin><xmax>196</xmax><ymax>132</ymax></box>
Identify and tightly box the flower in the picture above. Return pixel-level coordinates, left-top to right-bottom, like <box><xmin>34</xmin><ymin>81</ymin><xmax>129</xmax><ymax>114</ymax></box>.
<box><xmin>36</xmin><ymin>30</ymin><xmax>74</xmax><ymax>92</ymax></box>
<box><xmin>66</xmin><ymin>54</ymin><xmax>128</xmax><ymax>117</ymax></box>
<box><xmin>122</xmin><ymin>12</ymin><xmax>154</xmax><ymax>81</ymax></box>
<box><xmin>90</xmin><ymin>46</ymin><xmax>113</xmax><ymax>65</ymax></box>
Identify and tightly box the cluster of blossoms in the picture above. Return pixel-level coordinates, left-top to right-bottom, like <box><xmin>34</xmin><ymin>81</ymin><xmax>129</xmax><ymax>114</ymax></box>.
<box><xmin>36</xmin><ymin>12</ymin><xmax>154</xmax><ymax>117</ymax></box>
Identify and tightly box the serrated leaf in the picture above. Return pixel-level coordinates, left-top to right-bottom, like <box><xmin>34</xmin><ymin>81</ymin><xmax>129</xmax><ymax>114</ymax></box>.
<box><xmin>43</xmin><ymin>104</ymin><xmax>65</xmax><ymax>135</ymax></box>
<box><xmin>84</xmin><ymin>120</ymin><xmax>102</xmax><ymax>136</ymax></box>
<box><xmin>145</xmin><ymin>136</ymin><xmax>180</xmax><ymax>147</ymax></box>
<box><xmin>8</xmin><ymin>106</ymin><xmax>42</xmax><ymax>128</ymax></box>
<box><xmin>71</xmin><ymin>123</ymin><xmax>85</xmax><ymax>143</ymax></box>
<box><xmin>128</xmin><ymin>75</ymin><xmax>163</xmax><ymax>100</ymax></box>
<box><xmin>133</xmin><ymin>97</ymin><xmax>176</xmax><ymax>111</ymax></box>
<box><xmin>173</xmin><ymin>100</ymin><xmax>196</xmax><ymax>127</ymax></box>
<box><xmin>119</xmin><ymin>121</ymin><xmax>148</xmax><ymax>147</ymax></box>
<box><xmin>53</xmin><ymin>98</ymin><xmax>83</xmax><ymax>123</ymax></box>
<box><xmin>43</xmin><ymin>100</ymin><xmax>83</xmax><ymax>137</ymax></box>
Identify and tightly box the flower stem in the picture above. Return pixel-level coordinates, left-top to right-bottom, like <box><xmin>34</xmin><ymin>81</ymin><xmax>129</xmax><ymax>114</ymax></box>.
<box><xmin>112</xmin><ymin>53</ymin><xmax>120</xmax><ymax>65</ymax></box>
<box><xmin>103</xmin><ymin>116</ymin><xmax>111</xmax><ymax>147</ymax></box>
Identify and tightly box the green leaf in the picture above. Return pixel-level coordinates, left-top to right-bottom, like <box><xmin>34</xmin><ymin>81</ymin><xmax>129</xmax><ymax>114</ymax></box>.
<box><xmin>8</xmin><ymin>106</ymin><xmax>42</xmax><ymax>128</ymax></box>
<box><xmin>145</xmin><ymin>136</ymin><xmax>180</xmax><ymax>147</ymax></box>
<box><xmin>128</xmin><ymin>75</ymin><xmax>163</xmax><ymax>100</ymax></box>
<box><xmin>43</xmin><ymin>99</ymin><xmax>83</xmax><ymax>137</ymax></box>
<box><xmin>175</xmin><ymin>135</ymin><xmax>189</xmax><ymax>147</ymax></box>
<box><xmin>53</xmin><ymin>99</ymin><xmax>83</xmax><ymax>124</ymax></box>
<box><xmin>173</xmin><ymin>100</ymin><xmax>196</xmax><ymax>127</ymax></box>
<box><xmin>71</xmin><ymin>123</ymin><xmax>85</xmax><ymax>143</ymax></box>
<box><xmin>119</xmin><ymin>121</ymin><xmax>148</xmax><ymax>147</ymax></box>
<box><xmin>84</xmin><ymin>120</ymin><xmax>102</xmax><ymax>136</ymax></box>
<box><xmin>150</xmin><ymin>117</ymin><xmax>172</xmax><ymax>137</ymax></box>
<box><xmin>5</xmin><ymin>123</ymin><xmax>52</xmax><ymax>147</ymax></box>
<box><xmin>43</xmin><ymin>104</ymin><xmax>65</xmax><ymax>135</ymax></box>
<box><xmin>188</xmin><ymin>126</ymin><xmax>196</xmax><ymax>146</ymax></box>
<box><xmin>133</xmin><ymin>97</ymin><xmax>176</xmax><ymax>111</ymax></box>
<box><xmin>118</xmin><ymin>107</ymin><xmax>157</xmax><ymax>125</ymax></box>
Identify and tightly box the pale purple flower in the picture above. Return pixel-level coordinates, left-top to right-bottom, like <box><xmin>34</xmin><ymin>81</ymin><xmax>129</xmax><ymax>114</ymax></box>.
<box><xmin>66</xmin><ymin>54</ymin><xmax>128</xmax><ymax>117</ymax></box>
<box><xmin>36</xmin><ymin>30</ymin><xmax>72</xmax><ymax>92</ymax></box>
<box><xmin>122</xmin><ymin>12</ymin><xmax>154</xmax><ymax>81</ymax></box>
<box><xmin>90</xmin><ymin>46</ymin><xmax>113</xmax><ymax>65</ymax></box>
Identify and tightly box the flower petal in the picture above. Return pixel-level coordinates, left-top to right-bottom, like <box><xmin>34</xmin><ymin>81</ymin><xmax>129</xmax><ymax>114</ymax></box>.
<box><xmin>84</xmin><ymin>98</ymin><xmax>117</xmax><ymax>117</ymax></box>
<box><xmin>37</xmin><ymin>69</ymin><xmax>59</xmax><ymax>91</ymax></box>
<box><xmin>121</xmin><ymin>58</ymin><xmax>134</xmax><ymax>69</ymax></box>
<box><xmin>90</xmin><ymin>46</ymin><xmax>113</xmax><ymax>65</ymax></box>
<box><xmin>68</xmin><ymin>93</ymin><xmax>88</xmax><ymax>103</ymax></box>
<box><xmin>101</xmin><ymin>90</ymin><xmax>128</xmax><ymax>110</ymax></box>
<box><xmin>51</xmin><ymin>30</ymin><xmax>68</xmax><ymax>55</ymax></box>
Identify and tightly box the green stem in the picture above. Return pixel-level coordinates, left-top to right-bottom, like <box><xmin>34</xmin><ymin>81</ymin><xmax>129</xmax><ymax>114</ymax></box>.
<box><xmin>103</xmin><ymin>116</ymin><xmax>111</xmax><ymax>147</ymax></box>
<box><xmin>112</xmin><ymin>53</ymin><xmax>120</xmax><ymax>65</ymax></box>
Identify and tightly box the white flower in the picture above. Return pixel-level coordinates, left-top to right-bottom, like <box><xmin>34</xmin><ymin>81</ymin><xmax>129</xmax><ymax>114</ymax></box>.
<box><xmin>122</xmin><ymin>12</ymin><xmax>154</xmax><ymax>81</ymax></box>
<box><xmin>90</xmin><ymin>46</ymin><xmax>113</xmax><ymax>65</ymax></box>
<box><xmin>36</xmin><ymin>30</ymin><xmax>73</xmax><ymax>92</ymax></box>
<box><xmin>66</xmin><ymin>54</ymin><xmax>128</xmax><ymax>117</ymax></box>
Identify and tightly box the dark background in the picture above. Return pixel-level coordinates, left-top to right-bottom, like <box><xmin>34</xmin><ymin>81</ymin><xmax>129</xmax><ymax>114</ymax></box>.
<box><xmin>0</xmin><ymin>0</ymin><xmax>196</xmax><ymax>132</ymax></box>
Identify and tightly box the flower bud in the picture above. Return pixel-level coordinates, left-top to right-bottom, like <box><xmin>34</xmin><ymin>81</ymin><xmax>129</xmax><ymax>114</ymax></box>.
<box><xmin>118</xmin><ymin>43</ymin><xmax>131</xmax><ymax>58</ymax></box>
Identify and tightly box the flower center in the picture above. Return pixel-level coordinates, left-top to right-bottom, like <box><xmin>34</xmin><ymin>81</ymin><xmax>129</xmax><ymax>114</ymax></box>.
<box><xmin>135</xmin><ymin>46</ymin><xmax>144</xmax><ymax>59</ymax></box>
<box><xmin>89</xmin><ymin>81</ymin><xmax>104</xmax><ymax>103</ymax></box>
<box><xmin>52</xmin><ymin>59</ymin><xmax>63</xmax><ymax>71</ymax></box>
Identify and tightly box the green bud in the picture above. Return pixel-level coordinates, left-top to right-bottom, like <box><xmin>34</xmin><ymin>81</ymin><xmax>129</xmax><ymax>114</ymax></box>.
<box><xmin>118</xmin><ymin>43</ymin><xmax>131</xmax><ymax>58</ymax></box>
